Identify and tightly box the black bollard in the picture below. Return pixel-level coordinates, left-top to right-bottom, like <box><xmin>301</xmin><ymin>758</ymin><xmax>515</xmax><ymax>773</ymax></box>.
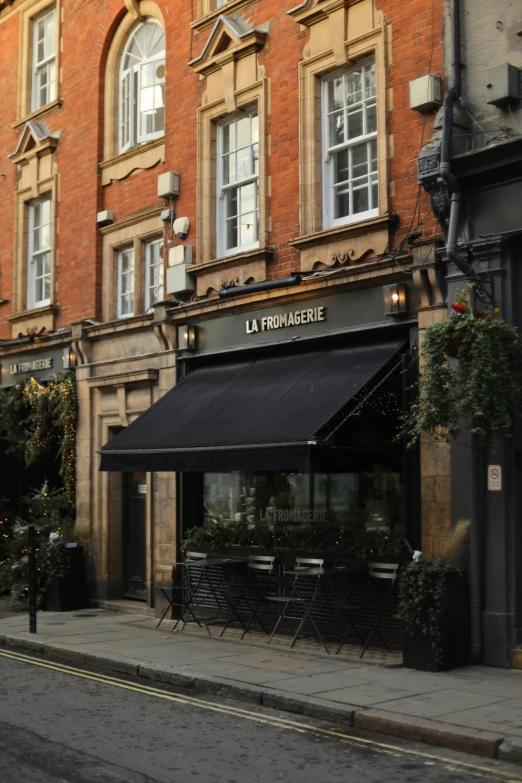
<box><xmin>28</xmin><ymin>525</ymin><xmax>37</xmax><ymax>634</ymax></box>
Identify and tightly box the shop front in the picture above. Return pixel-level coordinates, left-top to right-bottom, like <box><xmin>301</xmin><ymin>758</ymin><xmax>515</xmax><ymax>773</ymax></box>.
<box><xmin>100</xmin><ymin>280</ymin><xmax>421</xmax><ymax>640</ymax></box>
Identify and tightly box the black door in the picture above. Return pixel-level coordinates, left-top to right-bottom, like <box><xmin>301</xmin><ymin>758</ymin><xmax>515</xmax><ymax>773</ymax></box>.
<box><xmin>123</xmin><ymin>472</ymin><xmax>147</xmax><ymax>600</ymax></box>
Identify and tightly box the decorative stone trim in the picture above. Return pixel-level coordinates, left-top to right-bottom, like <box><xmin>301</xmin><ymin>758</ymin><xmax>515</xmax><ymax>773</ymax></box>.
<box><xmin>289</xmin><ymin>0</ymin><xmax>389</xmax><ymax>242</ymax></box>
<box><xmin>188</xmin><ymin>15</ymin><xmax>268</xmax><ymax>79</ymax></box>
<box><xmin>6</xmin><ymin>304</ymin><xmax>59</xmax><ymax>338</ymax></box>
<box><xmin>12</xmin><ymin>99</ymin><xmax>63</xmax><ymax>131</ymax></box>
<box><xmin>99</xmin><ymin>139</ymin><xmax>165</xmax><ymax>186</ymax></box>
<box><xmin>191</xmin><ymin>0</ymin><xmax>257</xmax><ymax>34</ymax></box>
<box><xmin>87</xmin><ymin>369</ymin><xmax>159</xmax><ymax>388</ymax></box>
<box><xmin>188</xmin><ymin>247</ymin><xmax>274</xmax><ymax>297</ymax></box>
<box><xmin>99</xmin><ymin>207</ymin><xmax>163</xmax><ymax>235</ymax></box>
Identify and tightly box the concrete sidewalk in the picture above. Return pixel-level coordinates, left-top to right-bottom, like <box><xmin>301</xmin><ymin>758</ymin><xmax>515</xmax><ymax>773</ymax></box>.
<box><xmin>2</xmin><ymin>608</ymin><xmax>522</xmax><ymax>764</ymax></box>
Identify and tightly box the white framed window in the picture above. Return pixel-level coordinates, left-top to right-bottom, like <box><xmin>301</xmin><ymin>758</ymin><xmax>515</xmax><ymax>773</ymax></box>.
<box><xmin>322</xmin><ymin>60</ymin><xmax>378</xmax><ymax>228</ymax></box>
<box><xmin>32</xmin><ymin>7</ymin><xmax>56</xmax><ymax>111</ymax></box>
<box><xmin>119</xmin><ymin>19</ymin><xmax>165</xmax><ymax>153</ymax></box>
<box><xmin>217</xmin><ymin>110</ymin><xmax>259</xmax><ymax>257</ymax></box>
<box><xmin>117</xmin><ymin>247</ymin><xmax>135</xmax><ymax>318</ymax></box>
<box><xmin>145</xmin><ymin>238</ymin><xmax>164</xmax><ymax>312</ymax></box>
<box><xmin>28</xmin><ymin>196</ymin><xmax>52</xmax><ymax>309</ymax></box>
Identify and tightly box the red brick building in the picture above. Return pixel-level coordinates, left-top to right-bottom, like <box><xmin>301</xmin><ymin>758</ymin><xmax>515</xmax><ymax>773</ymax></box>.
<box><xmin>0</xmin><ymin>0</ymin><xmax>448</xmax><ymax>608</ymax></box>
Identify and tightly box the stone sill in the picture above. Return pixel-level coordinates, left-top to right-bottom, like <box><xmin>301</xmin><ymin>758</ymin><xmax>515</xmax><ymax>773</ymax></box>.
<box><xmin>87</xmin><ymin>369</ymin><xmax>159</xmax><ymax>388</ymax></box>
<box><xmin>290</xmin><ymin>215</ymin><xmax>395</xmax><ymax>251</ymax></box>
<box><xmin>6</xmin><ymin>304</ymin><xmax>58</xmax><ymax>323</ymax></box>
<box><xmin>84</xmin><ymin>313</ymin><xmax>154</xmax><ymax>338</ymax></box>
<box><xmin>12</xmin><ymin>99</ymin><xmax>63</xmax><ymax>131</ymax></box>
<box><xmin>188</xmin><ymin>246</ymin><xmax>275</xmax><ymax>276</ymax></box>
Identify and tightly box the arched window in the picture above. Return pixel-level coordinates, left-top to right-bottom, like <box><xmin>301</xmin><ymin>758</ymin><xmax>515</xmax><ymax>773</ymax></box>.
<box><xmin>119</xmin><ymin>19</ymin><xmax>165</xmax><ymax>153</ymax></box>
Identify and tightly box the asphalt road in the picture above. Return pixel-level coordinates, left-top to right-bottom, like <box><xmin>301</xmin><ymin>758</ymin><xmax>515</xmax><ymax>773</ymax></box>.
<box><xmin>0</xmin><ymin>650</ymin><xmax>520</xmax><ymax>783</ymax></box>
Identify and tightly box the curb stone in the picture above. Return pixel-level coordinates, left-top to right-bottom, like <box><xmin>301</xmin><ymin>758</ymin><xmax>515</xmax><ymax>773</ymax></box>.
<box><xmin>0</xmin><ymin>635</ymin><xmax>514</xmax><ymax>765</ymax></box>
<box><xmin>354</xmin><ymin>709</ymin><xmax>504</xmax><ymax>758</ymax></box>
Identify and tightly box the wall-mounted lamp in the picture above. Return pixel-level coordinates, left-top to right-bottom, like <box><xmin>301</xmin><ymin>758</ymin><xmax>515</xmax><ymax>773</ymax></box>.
<box><xmin>384</xmin><ymin>283</ymin><xmax>407</xmax><ymax>316</ymax></box>
<box><xmin>178</xmin><ymin>324</ymin><xmax>197</xmax><ymax>352</ymax></box>
<box><xmin>62</xmin><ymin>346</ymin><xmax>77</xmax><ymax>369</ymax></box>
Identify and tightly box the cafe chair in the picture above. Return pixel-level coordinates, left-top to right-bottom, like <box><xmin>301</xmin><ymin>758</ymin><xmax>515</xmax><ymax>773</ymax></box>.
<box><xmin>219</xmin><ymin>554</ymin><xmax>278</xmax><ymax>638</ymax></box>
<box><xmin>336</xmin><ymin>561</ymin><xmax>400</xmax><ymax>658</ymax></box>
<box><xmin>267</xmin><ymin>557</ymin><xmax>329</xmax><ymax>653</ymax></box>
<box><xmin>156</xmin><ymin>551</ymin><xmax>211</xmax><ymax>631</ymax></box>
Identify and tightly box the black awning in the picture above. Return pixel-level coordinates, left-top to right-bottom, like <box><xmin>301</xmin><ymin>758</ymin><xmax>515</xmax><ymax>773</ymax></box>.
<box><xmin>99</xmin><ymin>340</ymin><xmax>404</xmax><ymax>472</ymax></box>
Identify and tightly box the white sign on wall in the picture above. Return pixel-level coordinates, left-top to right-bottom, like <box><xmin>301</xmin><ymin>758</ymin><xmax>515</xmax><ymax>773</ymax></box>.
<box><xmin>488</xmin><ymin>465</ymin><xmax>502</xmax><ymax>491</ymax></box>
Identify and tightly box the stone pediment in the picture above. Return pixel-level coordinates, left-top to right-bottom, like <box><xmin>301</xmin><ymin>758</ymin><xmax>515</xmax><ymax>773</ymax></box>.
<box><xmin>288</xmin><ymin>0</ymin><xmax>375</xmax><ymax>28</ymax></box>
<box><xmin>9</xmin><ymin>121</ymin><xmax>59</xmax><ymax>164</ymax></box>
<box><xmin>188</xmin><ymin>14</ymin><xmax>269</xmax><ymax>76</ymax></box>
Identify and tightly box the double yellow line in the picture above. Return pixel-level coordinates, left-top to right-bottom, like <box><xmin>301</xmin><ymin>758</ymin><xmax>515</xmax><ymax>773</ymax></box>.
<box><xmin>0</xmin><ymin>647</ymin><xmax>520</xmax><ymax>782</ymax></box>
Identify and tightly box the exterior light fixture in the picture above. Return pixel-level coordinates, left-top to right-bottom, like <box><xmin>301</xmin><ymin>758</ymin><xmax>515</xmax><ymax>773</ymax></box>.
<box><xmin>384</xmin><ymin>283</ymin><xmax>407</xmax><ymax>316</ymax></box>
<box><xmin>178</xmin><ymin>324</ymin><xmax>197</xmax><ymax>352</ymax></box>
<box><xmin>62</xmin><ymin>346</ymin><xmax>77</xmax><ymax>369</ymax></box>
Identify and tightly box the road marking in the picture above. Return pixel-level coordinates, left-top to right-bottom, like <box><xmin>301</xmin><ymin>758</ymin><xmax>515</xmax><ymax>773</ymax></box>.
<box><xmin>0</xmin><ymin>648</ymin><xmax>519</xmax><ymax>781</ymax></box>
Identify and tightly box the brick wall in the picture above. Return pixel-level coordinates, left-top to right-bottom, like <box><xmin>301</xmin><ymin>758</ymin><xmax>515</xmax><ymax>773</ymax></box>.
<box><xmin>0</xmin><ymin>0</ymin><xmax>445</xmax><ymax>335</ymax></box>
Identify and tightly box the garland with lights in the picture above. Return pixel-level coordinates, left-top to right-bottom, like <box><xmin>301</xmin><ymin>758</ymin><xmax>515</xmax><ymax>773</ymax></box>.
<box><xmin>0</xmin><ymin>374</ymin><xmax>77</xmax><ymax>503</ymax></box>
<box><xmin>0</xmin><ymin>482</ymin><xmax>75</xmax><ymax>604</ymax></box>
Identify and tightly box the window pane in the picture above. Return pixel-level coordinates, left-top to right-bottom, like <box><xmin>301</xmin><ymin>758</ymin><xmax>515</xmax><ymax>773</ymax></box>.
<box><xmin>334</xmin><ymin>149</ymin><xmax>349</xmax><ymax>184</ymax></box>
<box><xmin>153</xmin><ymin>106</ymin><xmax>164</xmax><ymax>133</ymax></box>
<box><xmin>236</xmin><ymin>146</ymin><xmax>250</xmax><ymax>180</ymax></box>
<box><xmin>252</xmin><ymin>143</ymin><xmax>259</xmax><ymax>175</ymax></box>
<box><xmin>223</xmin><ymin>153</ymin><xmax>232</xmax><ymax>185</ymax></box>
<box><xmin>223</xmin><ymin>123</ymin><xmax>234</xmax><ymax>154</ymax></box>
<box><xmin>240</xmin><ymin>213</ymin><xmax>256</xmax><ymax>245</ymax></box>
<box><xmin>236</xmin><ymin>116</ymin><xmax>250</xmax><ymax>149</ymax></box>
<box><xmin>353</xmin><ymin>183</ymin><xmax>369</xmax><ymax>214</ymax></box>
<box><xmin>335</xmin><ymin>189</ymin><xmax>349</xmax><ymax>219</ymax></box>
<box><xmin>329</xmin><ymin>111</ymin><xmax>344</xmax><ymax>146</ymax></box>
<box><xmin>371</xmin><ymin>139</ymin><xmax>378</xmax><ymax>171</ymax></box>
<box><xmin>141</xmin><ymin>61</ymin><xmax>154</xmax><ymax>87</ymax></box>
<box><xmin>347</xmin><ymin>109</ymin><xmax>363</xmax><ymax>139</ymax></box>
<box><xmin>366</xmin><ymin>102</ymin><xmax>377</xmax><ymax>134</ymax></box>
<box><xmin>241</xmin><ymin>182</ymin><xmax>256</xmax><ymax>214</ymax></box>
<box><xmin>352</xmin><ymin>143</ymin><xmax>368</xmax><ymax>179</ymax></box>
<box><xmin>346</xmin><ymin>69</ymin><xmax>363</xmax><ymax>105</ymax></box>
<box><xmin>226</xmin><ymin>189</ymin><xmax>238</xmax><ymax>218</ymax></box>
<box><xmin>365</xmin><ymin>62</ymin><xmax>376</xmax><ymax>99</ymax></box>
<box><xmin>329</xmin><ymin>77</ymin><xmax>344</xmax><ymax>111</ymax></box>
<box><xmin>251</xmin><ymin>115</ymin><xmax>259</xmax><ymax>144</ymax></box>
<box><xmin>371</xmin><ymin>177</ymin><xmax>378</xmax><ymax>208</ymax></box>
<box><xmin>226</xmin><ymin>218</ymin><xmax>238</xmax><ymax>249</ymax></box>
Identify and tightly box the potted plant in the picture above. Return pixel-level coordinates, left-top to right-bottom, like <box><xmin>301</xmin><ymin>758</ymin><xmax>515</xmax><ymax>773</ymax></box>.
<box><xmin>401</xmin><ymin>288</ymin><xmax>522</xmax><ymax>445</ymax></box>
<box><xmin>398</xmin><ymin>521</ymin><xmax>470</xmax><ymax>671</ymax></box>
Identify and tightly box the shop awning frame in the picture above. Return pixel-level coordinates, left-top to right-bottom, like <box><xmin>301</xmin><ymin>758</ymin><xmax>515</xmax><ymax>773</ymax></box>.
<box><xmin>98</xmin><ymin>340</ymin><xmax>406</xmax><ymax>473</ymax></box>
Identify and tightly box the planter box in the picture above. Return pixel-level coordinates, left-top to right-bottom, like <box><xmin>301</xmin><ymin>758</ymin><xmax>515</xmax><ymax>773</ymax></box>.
<box><xmin>402</xmin><ymin>571</ymin><xmax>470</xmax><ymax>671</ymax></box>
<box><xmin>45</xmin><ymin>545</ymin><xmax>90</xmax><ymax>612</ymax></box>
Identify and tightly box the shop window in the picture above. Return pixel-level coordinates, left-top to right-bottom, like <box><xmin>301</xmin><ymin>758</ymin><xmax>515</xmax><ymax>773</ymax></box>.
<box><xmin>200</xmin><ymin>370</ymin><xmax>409</xmax><ymax>544</ymax></box>
<box><xmin>144</xmin><ymin>237</ymin><xmax>164</xmax><ymax>312</ymax></box>
<box><xmin>117</xmin><ymin>247</ymin><xmax>135</xmax><ymax>318</ymax></box>
<box><xmin>119</xmin><ymin>19</ymin><xmax>165</xmax><ymax>153</ymax></box>
<box><xmin>32</xmin><ymin>7</ymin><xmax>56</xmax><ymax>111</ymax></box>
<box><xmin>322</xmin><ymin>61</ymin><xmax>378</xmax><ymax>228</ymax></box>
<box><xmin>217</xmin><ymin>111</ymin><xmax>259</xmax><ymax>257</ymax></box>
<box><xmin>27</xmin><ymin>196</ymin><xmax>52</xmax><ymax>309</ymax></box>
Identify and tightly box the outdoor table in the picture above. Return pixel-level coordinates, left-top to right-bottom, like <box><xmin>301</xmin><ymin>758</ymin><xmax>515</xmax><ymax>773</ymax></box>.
<box><xmin>158</xmin><ymin>556</ymin><xmax>249</xmax><ymax>633</ymax></box>
<box><xmin>267</xmin><ymin>565</ymin><xmax>349</xmax><ymax>654</ymax></box>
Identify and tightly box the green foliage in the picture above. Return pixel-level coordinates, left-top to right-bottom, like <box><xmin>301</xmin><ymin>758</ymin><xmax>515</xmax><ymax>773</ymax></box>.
<box><xmin>401</xmin><ymin>311</ymin><xmax>522</xmax><ymax>445</ymax></box>
<box><xmin>183</xmin><ymin>522</ymin><xmax>412</xmax><ymax>560</ymax></box>
<box><xmin>0</xmin><ymin>482</ymin><xmax>75</xmax><ymax>604</ymax></box>
<box><xmin>0</xmin><ymin>375</ymin><xmax>77</xmax><ymax>503</ymax></box>
<box><xmin>396</xmin><ymin>554</ymin><xmax>453</xmax><ymax>657</ymax></box>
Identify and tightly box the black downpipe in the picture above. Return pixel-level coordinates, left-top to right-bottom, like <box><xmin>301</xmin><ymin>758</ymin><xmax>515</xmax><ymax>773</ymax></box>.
<box><xmin>440</xmin><ymin>0</ymin><xmax>482</xmax><ymax>664</ymax></box>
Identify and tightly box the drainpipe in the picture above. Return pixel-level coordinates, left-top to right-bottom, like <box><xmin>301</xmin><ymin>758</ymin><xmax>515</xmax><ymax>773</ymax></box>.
<box><xmin>440</xmin><ymin>0</ymin><xmax>483</xmax><ymax>664</ymax></box>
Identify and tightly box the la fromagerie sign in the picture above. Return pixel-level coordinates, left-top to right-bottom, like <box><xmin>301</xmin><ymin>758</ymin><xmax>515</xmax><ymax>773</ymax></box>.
<box><xmin>246</xmin><ymin>306</ymin><xmax>326</xmax><ymax>334</ymax></box>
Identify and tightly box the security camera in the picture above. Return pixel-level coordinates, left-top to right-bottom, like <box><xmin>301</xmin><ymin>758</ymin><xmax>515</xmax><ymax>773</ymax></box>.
<box><xmin>174</xmin><ymin>216</ymin><xmax>190</xmax><ymax>240</ymax></box>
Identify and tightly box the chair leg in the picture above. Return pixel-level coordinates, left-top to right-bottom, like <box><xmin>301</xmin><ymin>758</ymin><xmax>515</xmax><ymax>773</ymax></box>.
<box><xmin>359</xmin><ymin>589</ymin><xmax>394</xmax><ymax>658</ymax></box>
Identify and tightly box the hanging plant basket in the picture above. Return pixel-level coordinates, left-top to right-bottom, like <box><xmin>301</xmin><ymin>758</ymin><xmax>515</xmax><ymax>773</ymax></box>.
<box><xmin>401</xmin><ymin>294</ymin><xmax>522</xmax><ymax>446</ymax></box>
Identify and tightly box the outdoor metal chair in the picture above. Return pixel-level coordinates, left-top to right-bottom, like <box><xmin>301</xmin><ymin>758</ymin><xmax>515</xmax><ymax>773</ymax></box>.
<box><xmin>267</xmin><ymin>557</ymin><xmax>330</xmax><ymax>652</ymax></box>
<box><xmin>336</xmin><ymin>561</ymin><xmax>400</xmax><ymax>658</ymax></box>
<box><xmin>219</xmin><ymin>554</ymin><xmax>278</xmax><ymax>638</ymax></box>
<box><xmin>156</xmin><ymin>551</ymin><xmax>213</xmax><ymax>630</ymax></box>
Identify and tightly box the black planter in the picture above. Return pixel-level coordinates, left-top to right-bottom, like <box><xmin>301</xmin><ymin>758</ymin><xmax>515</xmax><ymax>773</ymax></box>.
<box><xmin>45</xmin><ymin>545</ymin><xmax>90</xmax><ymax>612</ymax></box>
<box><xmin>402</xmin><ymin>571</ymin><xmax>470</xmax><ymax>671</ymax></box>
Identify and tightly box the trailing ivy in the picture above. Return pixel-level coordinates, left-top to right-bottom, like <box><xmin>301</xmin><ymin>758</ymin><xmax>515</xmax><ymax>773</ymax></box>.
<box><xmin>401</xmin><ymin>308</ymin><xmax>522</xmax><ymax>446</ymax></box>
<box><xmin>396</xmin><ymin>555</ymin><xmax>453</xmax><ymax>657</ymax></box>
<box><xmin>0</xmin><ymin>374</ymin><xmax>77</xmax><ymax>503</ymax></box>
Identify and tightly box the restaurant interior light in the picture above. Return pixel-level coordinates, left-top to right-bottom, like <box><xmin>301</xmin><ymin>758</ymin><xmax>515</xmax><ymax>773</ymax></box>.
<box><xmin>384</xmin><ymin>283</ymin><xmax>407</xmax><ymax>316</ymax></box>
<box><xmin>178</xmin><ymin>324</ymin><xmax>197</xmax><ymax>352</ymax></box>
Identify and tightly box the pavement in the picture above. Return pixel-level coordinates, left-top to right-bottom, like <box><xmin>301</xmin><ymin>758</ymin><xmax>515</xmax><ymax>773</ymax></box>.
<box><xmin>2</xmin><ymin>607</ymin><xmax>522</xmax><ymax>766</ymax></box>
